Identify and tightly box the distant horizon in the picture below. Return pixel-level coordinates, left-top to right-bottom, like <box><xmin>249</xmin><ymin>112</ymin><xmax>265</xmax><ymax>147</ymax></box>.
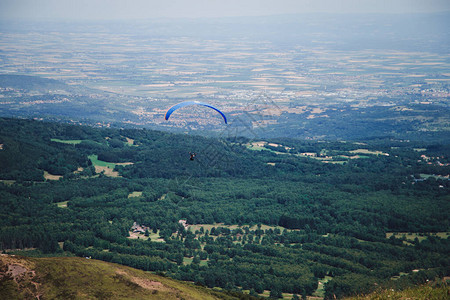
<box><xmin>1</xmin><ymin>10</ymin><xmax>449</xmax><ymax>25</ymax></box>
<box><xmin>1</xmin><ymin>0</ymin><xmax>450</xmax><ymax>21</ymax></box>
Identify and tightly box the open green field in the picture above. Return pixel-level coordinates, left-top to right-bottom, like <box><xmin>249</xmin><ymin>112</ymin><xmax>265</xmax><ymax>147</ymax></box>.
<box><xmin>88</xmin><ymin>154</ymin><xmax>117</xmax><ymax>168</ymax></box>
<box><xmin>182</xmin><ymin>257</ymin><xmax>208</xmax><ymax>267</ymax></box>
<box><xmin>56</xmin><ymin>201</ymin><xmax>68</xmax><ymax>208</ymax></box>
<box><xmin>349</xmin><ymin>149</ymin><xmax>389</xmax><ymax>156</ymax></box>
<box><xmin>148</xmin><ymin>231</ymin><xmax>164</xmax><ymax>242</ymax></box>
<box><xmin>50</xmin><ymin>138</ymin><xmax>82</xmax><ymax>145</ymax></box>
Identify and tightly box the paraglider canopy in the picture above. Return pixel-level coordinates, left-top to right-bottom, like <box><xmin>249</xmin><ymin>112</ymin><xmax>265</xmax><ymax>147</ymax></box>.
<box><xmin>164</xmin><ymin>101</ymin><xmax>227</xmax><ymax>124</ymax></box>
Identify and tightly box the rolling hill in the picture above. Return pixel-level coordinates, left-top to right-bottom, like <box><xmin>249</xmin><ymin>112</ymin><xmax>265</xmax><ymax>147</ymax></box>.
<box><xmin>2</xmin><ymin>254</ymin><xmax>448</xmax><ymax>299</ymax></box>
<box><xmin>0</xmin><ymin>254</ymin><xmax>240</xmax><ymax>300</ymax></box>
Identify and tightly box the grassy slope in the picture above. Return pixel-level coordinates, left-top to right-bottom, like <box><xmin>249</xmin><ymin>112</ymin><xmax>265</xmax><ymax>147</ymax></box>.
<box><xmin>345</xmin><ymin>284</ymin><xmax>450</xmax><ymax>300</ymax></box>
<box><xmin>0</xmin><ymin>255</ymin><xmax>237</xmax><ymax>300</ymax></box>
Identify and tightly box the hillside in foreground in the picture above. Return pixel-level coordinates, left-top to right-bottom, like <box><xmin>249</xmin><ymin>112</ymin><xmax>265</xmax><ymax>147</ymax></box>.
<box><xmin>0</xmin><ymin>254</ymin><xmax>240</xmax><ymax>300</ymax></box>
<box><xmin>2</xmin><ymin>254</ymin><xmax>448</xmax><ymax>300</ymax></box>
<box><xmin>345</xmin><ymin>283</ymin><xmax>449</xmax><ymax>300</ymax></box>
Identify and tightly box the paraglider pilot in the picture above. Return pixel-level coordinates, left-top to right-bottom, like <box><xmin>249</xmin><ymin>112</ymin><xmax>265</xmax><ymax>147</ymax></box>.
<box><xmin>189</xmin><ymin>152</ymin><xmax>196</xmax><ymax>161</ymax></box>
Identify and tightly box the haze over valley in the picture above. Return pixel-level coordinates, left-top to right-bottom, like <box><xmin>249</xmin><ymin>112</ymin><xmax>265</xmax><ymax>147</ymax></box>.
<box><xmin>1</xmin><ymin>13</ymin><xmax>449</xmax><ymax>141</ymax></box>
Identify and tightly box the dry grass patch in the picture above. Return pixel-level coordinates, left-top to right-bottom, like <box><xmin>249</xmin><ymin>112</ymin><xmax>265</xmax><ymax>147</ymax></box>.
<box><xmin>94</xmin><ymin>165</ymin><xmax>121</xmax><ymax>177</ymax></box>
<box><xmin>43</xmin><ymin>171</ymin><xmax>62</xmax><ymax>181</ymax></box>
<box><xmin>128</xmin><ymin>191</ymin><xmax>143</xmax><ymax>198</ymax></box>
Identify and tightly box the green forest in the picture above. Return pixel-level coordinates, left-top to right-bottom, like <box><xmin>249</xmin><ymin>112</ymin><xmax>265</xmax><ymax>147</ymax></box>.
<box><xmin>0</xmin><ymin>117</ymin><xmax>449</xmax><ymax>299</ymax></box>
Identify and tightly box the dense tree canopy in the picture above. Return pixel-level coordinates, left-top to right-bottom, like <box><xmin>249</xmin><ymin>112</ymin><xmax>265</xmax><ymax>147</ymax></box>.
<box><xmin>0</xmin><ymin>118</ymin><xmax>449</xmax><ymax>299</ymax></box>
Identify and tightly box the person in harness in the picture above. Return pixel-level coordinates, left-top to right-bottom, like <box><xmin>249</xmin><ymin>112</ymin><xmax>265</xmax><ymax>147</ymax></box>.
<box><xmin>189</xmin><ymin>152</ymin><xmax>196</xmax><ymax>161</ymax></box>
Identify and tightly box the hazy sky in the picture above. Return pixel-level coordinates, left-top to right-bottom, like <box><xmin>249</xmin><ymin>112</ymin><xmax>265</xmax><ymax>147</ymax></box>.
<box><xmin>1</xmin><ymin>0</ymin><xmax>449</xmax><ymax>21</ymax></box>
